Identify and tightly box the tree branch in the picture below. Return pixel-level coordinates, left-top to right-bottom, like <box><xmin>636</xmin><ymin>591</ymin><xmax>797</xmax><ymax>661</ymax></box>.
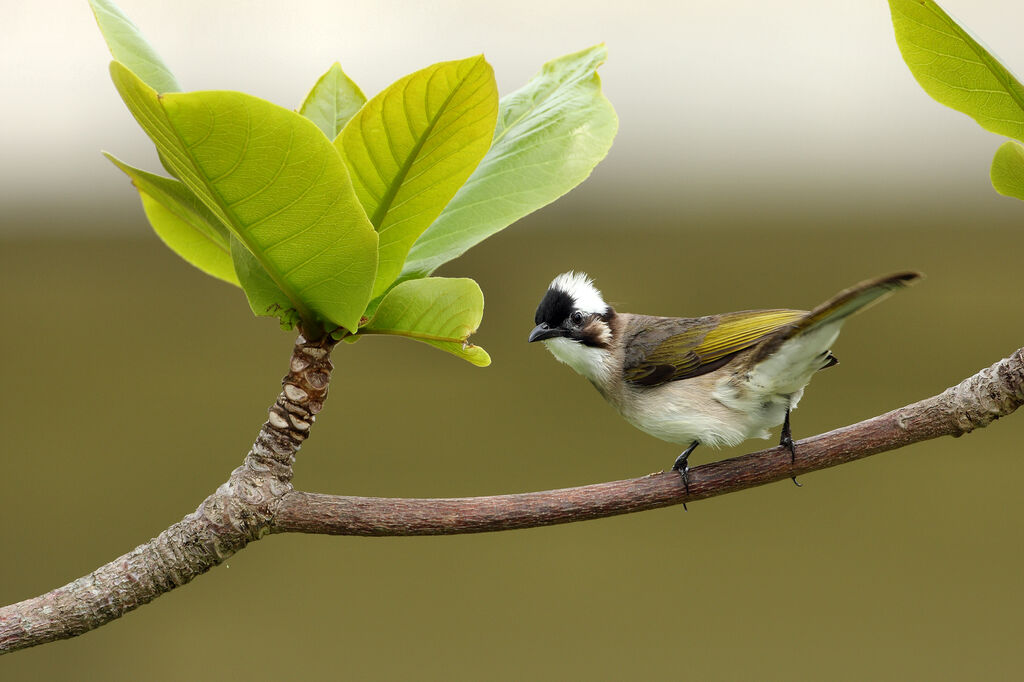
<box><xmin>271</xmin><ymin>348</ymin><xmax>1024</xmax><ymax>536</ymax></box>
<box><xmin>2</xmin><ymin>344</ymin><xmax>1021</xmax><ymax>655</ymax></box>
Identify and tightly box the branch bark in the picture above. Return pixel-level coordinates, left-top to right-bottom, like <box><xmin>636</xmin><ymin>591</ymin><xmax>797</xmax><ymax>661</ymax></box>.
<box><xmin>2</xmin><ymin>344</ymin><xmax>1021</xmax><ymax>654</ymax></box>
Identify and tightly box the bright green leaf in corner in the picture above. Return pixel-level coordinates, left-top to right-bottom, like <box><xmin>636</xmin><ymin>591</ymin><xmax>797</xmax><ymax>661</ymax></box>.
<box><xmin>889</xmin><ymin>0</ymin><xmax>1024</xmax><ymax>142</ymax></box>
<box><xmin>338</xmin><ymin>56</ymin><xmax>499</xmax><ymax>299</ymax></box>
<box><xmin>298</xmin><ymin>63</ymin><xmax>367</xmax><ymax>140</ymax></box>
<box><xmin>90</xmin><ymin>0</ymin><xmax>180</xmax><ymax>93</ymax></box>
<box><xmin>401</xmin><ymin>45</ymin><xmax>618</xmax><ymax>280</ymax></box>
<box><xmin>109</xmin><ymin>62</ymin><xmax>378</xmax><ymax>332</ymax></box>
<box><xmin>360</xmin><ymin>278</ymin><xmax>490</xmax><ymax>366</ymax></box>
<box><xmin>991</xmin><ymin>140</ymin><xmax>1024</xmax><ymax>201</ymax></box>
<box><xmin>104</xmin><ymin>154</ymin><xmax>239</xmax><ymax>287</ymax></box>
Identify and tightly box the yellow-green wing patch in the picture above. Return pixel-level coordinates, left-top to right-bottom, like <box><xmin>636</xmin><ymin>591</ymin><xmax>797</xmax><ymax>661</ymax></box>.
<box><xmin>624</xmin><ymin>310</ymin><xmax>805</xmax><ymax>386</ymax></box>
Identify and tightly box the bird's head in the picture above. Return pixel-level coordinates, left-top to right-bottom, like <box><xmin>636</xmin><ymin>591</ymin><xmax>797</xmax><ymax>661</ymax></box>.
<box><xmin>528</xmin><ymin>272</ymin><xmax>617</xmax><ymax>382</ymax></box>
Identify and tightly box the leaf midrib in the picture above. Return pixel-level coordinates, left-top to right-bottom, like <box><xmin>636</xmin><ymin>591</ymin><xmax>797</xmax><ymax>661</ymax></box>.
<box><xmin>159</xmin><ymin>93</ymin><xmax>318</xmax><ymax>324</ymax></box>
<box><xmin>368</xmin><ymin>59</ymin><xmax>482</xmax><ymax>229</ymax></box>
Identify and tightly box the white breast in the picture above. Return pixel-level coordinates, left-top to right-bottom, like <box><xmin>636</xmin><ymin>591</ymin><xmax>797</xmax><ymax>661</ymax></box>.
<box><xmin>616</xmin><ymin>372</ymin><xmax>781</xmax><ymax>448</ymax></box>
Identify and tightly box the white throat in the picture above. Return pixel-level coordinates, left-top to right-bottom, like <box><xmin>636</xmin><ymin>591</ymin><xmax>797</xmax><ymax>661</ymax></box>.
<box><xmin>543</xmin><ymin>337</ymin><xmax>613</xmax><ymax>387</ymax></box>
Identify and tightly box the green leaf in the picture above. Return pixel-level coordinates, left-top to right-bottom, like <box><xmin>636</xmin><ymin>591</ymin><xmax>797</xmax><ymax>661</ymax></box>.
<box><xmin>359</xmin><ymin>277</ymin><xmax>490</xmax><ymax>366</ymax></box>
<box><xmin>104</xmin><ymin>153</ymin><xmax>239</xmax><ymax>286</ymax></box>
<box><xmin>230</xmin><ymin>236</ymin><xmax>300</xmax><ymax>329</ymax></box>
<box><xmin>991</xmin><ymin>140</ymin><xmax>1024</xmax><ymax>200</ymax></box>
<box><xmin>298</xmin><ymin>63</ymin><xmax>367</xmax><ymax>140</ymax></box>
<box><xmin>109</xmin><ymin>62</ymin><xmax>378</xmax><ymax>332</ymax></box>
<box><xmin>90</xmin><ymin>0</ymin><xmax>180</xmax><ymax>94</ymax></box>
<box><xmin>338</xmin><ymin>56</ymin><xmax>499</xmax><ymax>298</ymax></box>
<box><xmin>401</xmin><ymin>45</ymin><xmax>618</xmax><ymax>279</ymax></box>
<box><xmin>889</xmin><ymin>0</ymin><xmax>1024</xmax><ymax>141</ymax></box>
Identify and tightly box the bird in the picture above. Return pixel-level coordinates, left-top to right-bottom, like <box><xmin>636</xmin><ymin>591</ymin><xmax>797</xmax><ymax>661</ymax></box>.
<box><xmin>528</xmin><ymin>271</ymin><xmax>921</xmax><ymax>490</ymax></box>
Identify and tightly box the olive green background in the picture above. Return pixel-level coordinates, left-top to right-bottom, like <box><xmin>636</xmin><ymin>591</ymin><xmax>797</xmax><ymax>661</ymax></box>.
<box><xmin>2</xmin><ymin>203</ymin><xmax>1023</xmax><ymax>679</ymax></box>
<box><xmin>4</xmin><ymin>0</ymin><xmax>1024</xmax><ymax>678</ymax></box>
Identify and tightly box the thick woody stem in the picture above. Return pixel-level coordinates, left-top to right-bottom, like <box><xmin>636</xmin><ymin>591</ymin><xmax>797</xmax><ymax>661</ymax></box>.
<box><xmin>271</xmin><ymin>348</ymin><xmax>1024</xmax><ymax>536</ymax></box>
<box><xmin>0</xmin><ymin>335</ymin><xmax>335</xmax><ymax>654</ymax></box>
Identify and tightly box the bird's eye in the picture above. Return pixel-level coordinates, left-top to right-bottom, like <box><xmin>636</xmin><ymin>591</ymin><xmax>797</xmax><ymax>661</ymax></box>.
<box><xmin>570</xmin><ymin>311</ymin><xmax>585</xmax><ymax>326</ymax></box>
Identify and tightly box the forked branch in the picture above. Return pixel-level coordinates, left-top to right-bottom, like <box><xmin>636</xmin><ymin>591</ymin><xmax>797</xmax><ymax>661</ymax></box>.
<box><xmin>2</xmin><ymin>342</ymin><xmax>1021</xmax><ymax>655</ymax></box>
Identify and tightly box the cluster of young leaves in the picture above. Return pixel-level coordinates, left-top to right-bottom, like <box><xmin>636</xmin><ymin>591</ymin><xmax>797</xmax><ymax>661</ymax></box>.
<box><xmin>889</xmin><ymin>0</ymin><xmax>1024</xmax><ymax>203</ymax></box>
<box><xmin>90</xmin><ymin>0</ymin><xmax>617</xmax><ymax>365</ymax></box>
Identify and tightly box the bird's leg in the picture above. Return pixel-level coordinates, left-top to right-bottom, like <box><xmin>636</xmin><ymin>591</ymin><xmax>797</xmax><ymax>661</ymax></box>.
<box><xmin>671</xmin><ymin>441</ymin><xmax>699</xmax><ymax>479</ymax></box>
<box><xmin>672</xmin><ymin>441</ymin><xmax>699</xmax><ymax>510</ymax></box>
<box><xmin>780</xmin><ymin>408</ymin><xmax>802</xmax><ymax>487</ymax></box>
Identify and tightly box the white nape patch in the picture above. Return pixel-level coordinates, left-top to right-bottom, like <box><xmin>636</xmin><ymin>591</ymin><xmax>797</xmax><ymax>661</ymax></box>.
<box><xmin>550</xmin><ymin>271</ymin><xmax>608</xmax><ymax>315</ymax></box>
<box><xmin>543</xmin><ymin>337</ymin><xmax>614</xmax><ymax>385</ymax></box>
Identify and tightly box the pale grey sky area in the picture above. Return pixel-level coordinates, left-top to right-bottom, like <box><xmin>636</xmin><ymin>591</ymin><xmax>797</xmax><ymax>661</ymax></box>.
<box><xmin>2</xmin><ymin>0</ymin><xmax>1023</xmax><ymax>234</ymax></box>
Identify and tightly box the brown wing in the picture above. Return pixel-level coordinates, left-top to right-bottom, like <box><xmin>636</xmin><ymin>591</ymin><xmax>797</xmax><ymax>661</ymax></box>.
<box><xmin>622</xmin><ymin>309</ymin><xmax>807</xmax><ymax>387</ymax></box>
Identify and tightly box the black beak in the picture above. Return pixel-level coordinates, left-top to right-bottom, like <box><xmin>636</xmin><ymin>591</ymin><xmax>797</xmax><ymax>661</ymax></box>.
<box><xmin>528</xmin><ymin>323</ymin><xmax>565</xmax><ymax>343</ymax></box>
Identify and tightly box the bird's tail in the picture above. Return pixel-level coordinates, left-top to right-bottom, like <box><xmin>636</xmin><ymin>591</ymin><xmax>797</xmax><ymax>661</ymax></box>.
<box><xmin>749</xmin><ymin>272</ymin><xmax>921</xmax><ymax>366</ymax></box>
<box><xmin>799</xmin><ymin>271</ymin><xmax>922</xmax><ymax>332</ymax></box>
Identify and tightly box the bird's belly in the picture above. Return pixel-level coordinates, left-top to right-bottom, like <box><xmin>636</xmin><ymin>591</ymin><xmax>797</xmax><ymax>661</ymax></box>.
<box><xmin>617</xmin><ymin>375</ymin><xmax>803</xmax><ymax>449</ymax></box>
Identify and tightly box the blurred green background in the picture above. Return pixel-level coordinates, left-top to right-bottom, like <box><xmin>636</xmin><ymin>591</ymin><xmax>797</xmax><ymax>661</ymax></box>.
<box><xmin>3</xmin><ymin>0</ymin><xmax>1023</xmax><ymax>680</ymax></box>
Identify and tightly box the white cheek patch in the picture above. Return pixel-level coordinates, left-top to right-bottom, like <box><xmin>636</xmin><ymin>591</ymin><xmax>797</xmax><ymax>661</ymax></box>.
<box><xmin>550</xmin><ymin>271</ymin><xmax>607</xmax><ymax>316</ymax></box>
